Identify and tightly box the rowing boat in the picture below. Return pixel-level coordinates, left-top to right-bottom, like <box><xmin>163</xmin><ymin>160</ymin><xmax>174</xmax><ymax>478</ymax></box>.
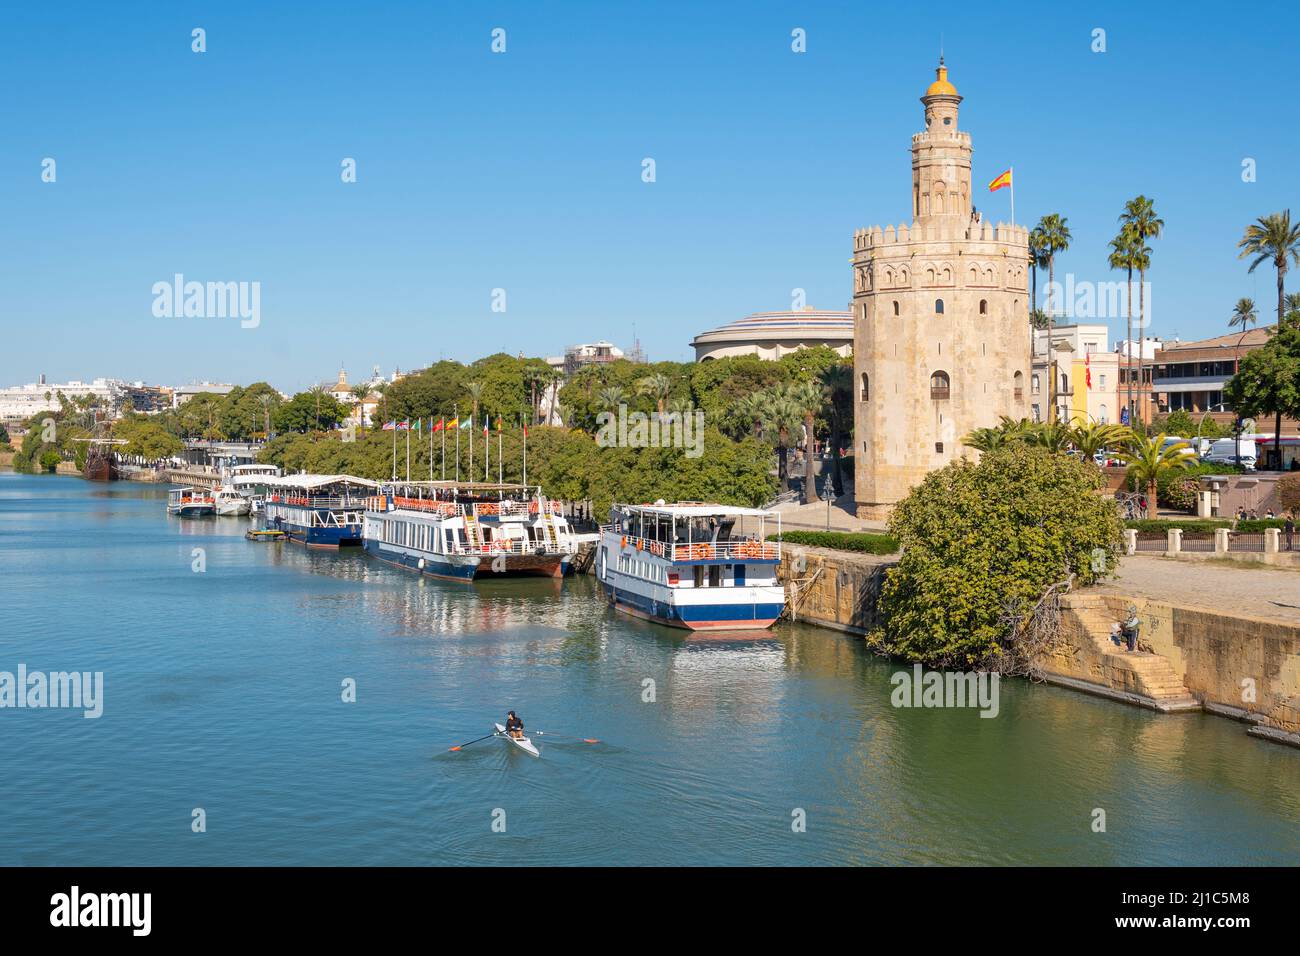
<box><xmin>494</xmin><ymin>722</ymin><xmax>540</xmax><ymax>758</ymax></box>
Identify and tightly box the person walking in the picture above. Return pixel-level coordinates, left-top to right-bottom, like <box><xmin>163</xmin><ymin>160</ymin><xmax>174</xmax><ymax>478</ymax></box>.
<box><xmin>1286</xmin><ymin>513</ymin><xmax>1295</xmax><ymax>552</ymax></box>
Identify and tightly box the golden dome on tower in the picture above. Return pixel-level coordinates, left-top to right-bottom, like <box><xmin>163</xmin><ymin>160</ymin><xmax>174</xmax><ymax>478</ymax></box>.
<box><xmin>925</xmin><ymin>57</ymin><xmax>958</xmax><ymax>96</ymax></box>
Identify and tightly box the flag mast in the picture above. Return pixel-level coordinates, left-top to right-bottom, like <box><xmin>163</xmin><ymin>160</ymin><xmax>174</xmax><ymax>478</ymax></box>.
<box><xmin>454</xmin><ymin>403</ymin><xmax>460</xmax><ymax>483</ymax></box>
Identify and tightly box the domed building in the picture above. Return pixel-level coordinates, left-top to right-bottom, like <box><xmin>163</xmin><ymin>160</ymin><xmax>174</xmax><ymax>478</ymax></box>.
<box><xmin>690</xmin><ymin>307</ymin><xmax>853</xmax><ymax>361</ymax></box>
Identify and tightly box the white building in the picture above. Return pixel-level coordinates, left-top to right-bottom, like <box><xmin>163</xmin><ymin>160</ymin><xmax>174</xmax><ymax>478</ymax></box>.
<box><xmin>0</xmin><ymin>375</ymin><xmax>123</xmax><ymax>422</ymax></box>
<box><xmin>171</xmin><ymin>382</ymin><xmax>235</xmax><ymax>407</ymax></box>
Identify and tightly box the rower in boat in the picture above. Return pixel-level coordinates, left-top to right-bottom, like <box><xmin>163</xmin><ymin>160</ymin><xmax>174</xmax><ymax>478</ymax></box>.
<box><xmin>504</xmin><ymin>710</ymin><xmax>524</xmax><ymax>739</ymax></box>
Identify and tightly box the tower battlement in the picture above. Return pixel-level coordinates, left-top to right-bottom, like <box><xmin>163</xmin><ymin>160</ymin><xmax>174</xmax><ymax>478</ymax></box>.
<box><xmin>853</xmin><ymin>221</ymin><xmax>1029</xmax><ymax>253</ymax></box>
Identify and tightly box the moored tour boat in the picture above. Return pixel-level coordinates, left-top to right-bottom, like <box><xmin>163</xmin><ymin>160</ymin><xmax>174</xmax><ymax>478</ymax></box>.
<box><xmin>213</xmin><ymin>485</ymin><xmax>251</xmax><ymax>516</ymax></box>
<box><xmin>362</xmin><ymin>481</ymin><xmax>579</xmax><ymax>580</ymax></box>
<box><xmin>167</xmin><ymin>486</ymin><xmax>216</xmax><ymax>517</ymax></box>
<box><xmin>259</xmin><ymin>474</ymin><xmax>377</xmax><ymax>547</ymax></box>
<box><xmin>596</xmin><ymin>502</ymin><xmax>784</xmax><ymax>631</ymax></box>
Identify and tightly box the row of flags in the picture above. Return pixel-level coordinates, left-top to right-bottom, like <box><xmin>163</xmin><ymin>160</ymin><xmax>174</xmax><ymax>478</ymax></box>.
<box><xmin>381</xmin><ymin>416</ymin><xmax>527</xmax><ymax>436</ymax></box>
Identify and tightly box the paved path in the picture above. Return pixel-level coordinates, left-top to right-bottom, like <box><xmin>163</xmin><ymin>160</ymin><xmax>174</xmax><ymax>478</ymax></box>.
<box><xmin>1098</xmin><ymin>555</ymin><xmax>1300</xmax><ymax>625</ymax></box>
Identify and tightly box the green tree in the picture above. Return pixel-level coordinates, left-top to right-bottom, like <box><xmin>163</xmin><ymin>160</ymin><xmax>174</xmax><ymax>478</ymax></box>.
<box><xmin>272</xmin><ymin>390</ymin><xmax>345</xmax><ymax>434</ymax></box>
<box><xmin>874</xmin><ymin>444</ymin><xmax>1123</xmax><ymax>669</ymax></box>
<box><xmin>1238</xmin><ymin>209</ymin><xmax>1300</xmax><ymax>324</ymax></box>
<box><xmin>1223</xmin><ymin>319</ymin><xmax>1300</xmax><ymax>469</ymax></box>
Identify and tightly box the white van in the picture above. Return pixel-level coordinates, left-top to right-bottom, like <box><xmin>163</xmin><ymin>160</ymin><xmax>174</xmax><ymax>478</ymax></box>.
<box><xmin>1202</xmin><ymin>437</ymin><xmax>1257</xmax><ymax>470</ymax></box>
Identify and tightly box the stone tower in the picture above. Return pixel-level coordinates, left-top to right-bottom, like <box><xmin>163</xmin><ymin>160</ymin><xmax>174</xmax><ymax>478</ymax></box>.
<box><xmin>852</xmin><ymin>59</ymin><xmax>1031</xmax><ymax>520</ymax></box>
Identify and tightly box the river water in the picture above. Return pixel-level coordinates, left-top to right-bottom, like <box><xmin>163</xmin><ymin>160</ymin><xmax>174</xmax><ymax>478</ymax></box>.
<box><xmin>1</xmin><ymin>473</ymin><xmax>1297</xmax><ymax>865</ymax></box>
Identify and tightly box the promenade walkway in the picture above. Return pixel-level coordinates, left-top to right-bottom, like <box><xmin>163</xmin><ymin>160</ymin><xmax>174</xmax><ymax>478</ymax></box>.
<box><xmin>1098</xmin><ymin>555</ymin><xmax>1300</xmax><ymax>626</ymax></box>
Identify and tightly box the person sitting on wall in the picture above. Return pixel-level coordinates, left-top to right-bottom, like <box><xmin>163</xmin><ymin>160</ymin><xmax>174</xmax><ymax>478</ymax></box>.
<box><xmin>1121</xmin><ymin>605</ymin><xmax>1140</xmax><ymax>653</ymax></box>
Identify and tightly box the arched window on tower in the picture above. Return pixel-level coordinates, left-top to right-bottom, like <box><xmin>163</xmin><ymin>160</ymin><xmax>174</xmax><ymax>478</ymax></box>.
<box><xmin>1013</xmin><ymin>370</ymin><xmax>1024</xmax><ymax>400</ymax></box>
<box><xmin>860</xmin><ymin>373</ymin><xmax>869</xmax><ymax>402</ymax></box>
<box><xmin>979</xmin><ymin>299</ymin><xmax>988</xmax><ymax>315</ymax></box>
<box><xmin>935</xmin><ymin>299</ymin><xmax>945</xmax><ymax>315</ymax></box>
<box><xmin>930</xmin><ymin>370</ymin><xmax>951</xmax><ymax>400</ymax></box>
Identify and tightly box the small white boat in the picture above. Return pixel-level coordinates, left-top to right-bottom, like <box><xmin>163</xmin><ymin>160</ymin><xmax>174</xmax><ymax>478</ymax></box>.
<box><xmin>494</xmin><ymin>722</ymin><xmax>540</xmax><ymax>758</ymax></box>
<box><xmin>167</xmin><ymin>487</ymin><xmax>215</xmax><ymax>517</ymax></box>
<box><xmin>213</xmin><ymin>485</ymin><xmax>251</xmax><ymax>516</ymax></box>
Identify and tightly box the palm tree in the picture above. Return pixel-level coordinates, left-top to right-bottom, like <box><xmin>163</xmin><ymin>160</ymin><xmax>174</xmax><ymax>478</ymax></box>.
<box><xmin>1121</xmin><ymin>433</ymin><xmax>1194</xmax><ymax>519</ymax></box>
<box><xmin>1238</xmin><ymin>210</ymin><xmax>1300</xmax><ymax>325</ymax></box>
<box><xmin>1285</xmin><ymin>292</ymin><xmax>1300</xmax><ymax>316</ymax></box>
<box><xmin>306</xmin><ymin>384</ymin><xmax>328</xmax><ymax>432</ymax></box>
<box><xmin>1071</xmin><ymin>420</ymin><xmax>1132</xmax><ymax>462</ymax></box>
<box><xmin>819</xmin><ymin>364</ymin><xmax>852</xmax><ymax>496</ymax></box>
<box><xmin>596</xmin><ymin>386</ymin><xmax>625</xmax><ymax>412</ymax></box>
<box><xmin>786</xmin><ymin>380</ymin><xmax>826</xmax><ymax>505</ymax></box>
<box><xmin>1028</xmin><ymin>225</ymin><xmax>1050</xmax><ymax>355</ymax></box>
<box><xmin>350</xmin><ymin>383</ymin><xmax>371</xmax><ymax>434</ymax></box>
<box><xmin>758</xmin><ymin>388</ymin><xmax>803</xmax><ymax>495</ymax></box>
<box><xmin>257</xmin><ymin>393</ymin><xmax>274</xmax><ymax>438</ymax></box>
<box><xmin>1229</xmin><ymin>297</ymin><xmax>1259</xmax><ymax>375</ymax></box>
<box><xmin>636</xmin><ymin>373</ymin><xmax>674</xmax><ymax>421</ymax></box>
<box><xmin>1108</xmin><ymin>228</ymin><xmax>1143</xmax><ymax>427</ymax></box>
<box><xmin>1027</xmin><ymin>420</ymin><xmax>1074</xmax><ymax>453</ymax></box>
<box><xmin>1034</xmin><ymin>213</ymin><xmax>1072</xmax><ymax>422</ymax></box>
<box><xmin>733</xmin><ymin>392</ymin><xmax>767</xmax><ymax>440</ymax></box>
<box><xmin>963</xmin><ymin>416</ymin><xmax>1036</xmax><ymax>453</ymax></box>
<box><xmin>1118</xmin><ymin>197</ymin><xmax>1163</xmax><ymax>426</ymax></box>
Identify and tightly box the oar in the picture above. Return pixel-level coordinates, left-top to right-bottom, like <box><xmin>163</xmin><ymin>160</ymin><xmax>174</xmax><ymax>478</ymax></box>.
<box><xmin>531</xmin><ymin>730</ymin><xmax>600</xmax><ymax>744</ymax></box>
<box><xmin>449</xmin><ymin>731</ymin><xmax>499</xmax><ymax>752</ymax></box>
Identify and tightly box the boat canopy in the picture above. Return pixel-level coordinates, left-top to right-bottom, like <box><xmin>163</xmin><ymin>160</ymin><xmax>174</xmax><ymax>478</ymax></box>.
<box><xmin>260</xmin><ymin>474</ymin><xmax>379</xmax><ymax>491</ymax></box>
<box><xmin>614</xmin><ymin>502</ymin><xmax>776</xmax><ymax>519</ymax></box>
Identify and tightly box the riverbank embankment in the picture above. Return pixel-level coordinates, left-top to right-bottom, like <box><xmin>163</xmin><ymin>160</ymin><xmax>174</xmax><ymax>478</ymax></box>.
<box><xmin>777</xmin><ymin>543</ymin><xmax>1300</xmax><ymax>749</ymax></box>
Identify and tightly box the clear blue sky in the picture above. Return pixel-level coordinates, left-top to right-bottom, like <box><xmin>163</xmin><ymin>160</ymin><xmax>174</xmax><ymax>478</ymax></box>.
<box><xmin>2</xmin><ymin>0</ymin><xmax>1296</xmax><ymax>393</ymax></box>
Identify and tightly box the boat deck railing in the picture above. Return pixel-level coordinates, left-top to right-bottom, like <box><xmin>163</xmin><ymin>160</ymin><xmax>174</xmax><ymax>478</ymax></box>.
<box><xmin>601</xmin><ymin>527</ymin><xmax>780</xmax><ymax>562</ymax></box>
<box><xmin>368</xmin><ymin>495</ymin><xmax>560</xmax><ymax>520</ymax></box>
<box><xmin>267</xmin><ymin>495</ymin><xmax>369</xmax><ymax>509</ymax></box>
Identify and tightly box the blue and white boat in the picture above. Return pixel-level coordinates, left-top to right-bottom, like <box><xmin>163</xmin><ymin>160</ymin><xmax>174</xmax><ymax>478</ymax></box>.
<box><xmin>596</xmin><ymin>502</ymin><xmax>784</xmax><ymax>631</ymax></box>
<box><xmin>259</xmin><ymin>474</ymin><xmax>378</xmax><ymax>547</ymax></box>
<box><xmin>362</xmin><ymin>482</ymin><xmax>579</xmax><ymax>581</ymax></box>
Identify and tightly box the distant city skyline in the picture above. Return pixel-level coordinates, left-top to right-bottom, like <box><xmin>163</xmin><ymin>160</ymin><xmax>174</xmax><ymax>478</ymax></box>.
<box><xmin>3</xmin><ymin>1</ymin><xmax>1297</xmax><ymax>390</ymax></box>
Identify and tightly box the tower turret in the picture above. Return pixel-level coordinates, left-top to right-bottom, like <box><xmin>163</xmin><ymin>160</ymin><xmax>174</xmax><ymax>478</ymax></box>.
<box><xmin>911</xmin><ymin>57</ymin><xmax>972</xmax><ymax>223</ymax></box>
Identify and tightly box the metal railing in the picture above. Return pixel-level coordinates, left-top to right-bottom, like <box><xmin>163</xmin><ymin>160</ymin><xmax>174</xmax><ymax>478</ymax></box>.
<box><xmin>601</xmin><ymin>528</ymin><xmax>780</xmax><ymax>562</ymax></box>
<box><xmin>1228</xmin><ymin>532</ymin><xmax>1265</xmax><ymax>553</ymax></box>
<box><xmin>1179</xmin><ymin>533</ymin><xmax>1215</xmax><ymax>553</ymax></box>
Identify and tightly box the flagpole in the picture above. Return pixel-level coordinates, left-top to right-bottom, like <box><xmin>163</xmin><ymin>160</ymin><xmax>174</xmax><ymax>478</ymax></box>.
<box><xmin>498</xmin><ymin>420</ymin><xmax>502</xmax><ymax>484</ymax></box>
<box><xmin>429</xmin><ymin>418</ymin><xmax>433</xmax><ymax>482</ymax></box>
<box><xmin>1010</xmin><ymin>166</ymin><xmax>1015</xmax><ymax>229</ymax></box>
<box><xmin>440</xmin><ymin>418</ymin><xmax>445</xmax><ymax>481</ymax></box>
<box><xmin>405</xmin><ymin>422</ymin><xmax>410</xmax><ymax>484</ymax></box>
<box><xmin>469</xmin><ymin>412</ymin><xmax>474</xmax><ymax>481</ymax></box>
<box><xmin>454</xmin><ymin>404</ymin><xmax>460</xmax><ymax>483</ymax></box>
<box><xmin>484</xmin><ymin>416</ymin><xmax>490</xmax><ymax>483</ymax></box>
<box><xmin>391</xmin><ymin>418</ymin><xmax>397</xmax><ymax>480</ymax></box>
<box><xmin>522</xmin><ymin>413</ymin><xmax>527</xmax><ymax>487</ymax></box>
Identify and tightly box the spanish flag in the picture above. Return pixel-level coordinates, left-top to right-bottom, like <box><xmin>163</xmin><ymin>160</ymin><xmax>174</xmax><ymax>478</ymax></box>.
<box><xmin>988</xmin><ymin>169</ymin><xmax>1012</xmax><ymax>192</ymax></box>
<box><xmin>446</xmin><ymin>417</ymin><xmax>458</xmax><ymax>429</ymax></box>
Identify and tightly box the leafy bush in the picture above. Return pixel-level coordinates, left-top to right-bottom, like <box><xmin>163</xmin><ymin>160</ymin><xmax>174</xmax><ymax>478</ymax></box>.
<box><xmin>1236</xmin><ymin>519</ymin><xmax>1287</xmax><ymax>531</ymax></box>
<box><xmin>769</xmin><ymin>530</ymin><xmax>898</xmax><ymax>554</ymax></box>
<box><xmin>873</xmin><ymin>444</ymin><xmax>1124</xmax><ymax>669</ymax></box>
